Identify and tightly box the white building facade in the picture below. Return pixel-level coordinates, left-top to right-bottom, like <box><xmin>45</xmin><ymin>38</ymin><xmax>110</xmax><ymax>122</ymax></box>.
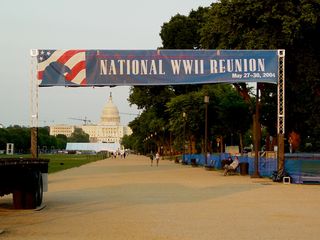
<box><xmin>50</xmin><ymin>124</ymin><xmax>75</xmax><ymax>137</ymax></box>
<box><xmin>50</xmin><ymin>94</ymin><xmax>132</xmax><ymax>144</ymax></box>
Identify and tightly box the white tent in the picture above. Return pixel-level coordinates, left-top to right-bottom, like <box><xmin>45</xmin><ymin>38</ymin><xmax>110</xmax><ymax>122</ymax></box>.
<box><xmin>66</xmin><ymin>142</ymin><xmax>120</xmax><ymax>153</ymax></box>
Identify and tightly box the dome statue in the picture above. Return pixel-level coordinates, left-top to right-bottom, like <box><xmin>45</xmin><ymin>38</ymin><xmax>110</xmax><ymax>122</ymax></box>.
<box><xmin>100</xmin><ymin>93</ymin><xmax>120</xmax><ymax>125</ymax></box>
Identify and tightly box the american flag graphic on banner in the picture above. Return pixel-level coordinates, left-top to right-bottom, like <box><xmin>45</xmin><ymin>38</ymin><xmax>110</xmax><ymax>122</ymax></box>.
<box><xmin>37</xmin><ymin>50</ymin><xmax>86</xmax><ymax>86</ymax></box>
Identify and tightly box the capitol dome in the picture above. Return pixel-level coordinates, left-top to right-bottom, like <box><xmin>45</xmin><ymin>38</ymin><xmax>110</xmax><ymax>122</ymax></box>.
<box><xmin>100</xmin><ymin>93</ymin><xmax>120</xmax><ymax>125</ymax></box>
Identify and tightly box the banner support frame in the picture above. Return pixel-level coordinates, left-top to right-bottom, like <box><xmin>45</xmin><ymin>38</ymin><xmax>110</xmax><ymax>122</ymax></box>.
<box><xmin>277</xmin><ymin>49</ymin><xmax>285</xmax><ymax>171</ymax></box>
<box><xmin>30</xmin><ymin>49</ymin><xmax>39</xmax><ymax>158</ymax></box>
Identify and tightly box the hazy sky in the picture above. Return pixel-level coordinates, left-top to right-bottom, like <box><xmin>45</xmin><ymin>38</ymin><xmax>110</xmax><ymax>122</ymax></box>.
<box><xmin>0</xmin><ymin>0</ymin><xmax>213</xmax><ymax>127</ymax></box>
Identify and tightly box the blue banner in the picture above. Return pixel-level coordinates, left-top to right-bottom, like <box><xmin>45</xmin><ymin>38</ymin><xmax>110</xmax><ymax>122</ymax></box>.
<box><xmin>36</xmin><ymin>49</ymin><xmax>279</xmax><ymax>87</ymax></box>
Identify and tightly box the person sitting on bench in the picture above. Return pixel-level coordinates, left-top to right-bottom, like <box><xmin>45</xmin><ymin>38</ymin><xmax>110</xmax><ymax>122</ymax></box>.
<box><xmin>223</xmin><ymin>156</ymin><xmax>239</xmax><ymax>176</ymax></box>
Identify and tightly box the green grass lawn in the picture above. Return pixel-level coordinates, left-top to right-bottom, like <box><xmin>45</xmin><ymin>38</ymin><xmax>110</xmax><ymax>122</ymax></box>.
<box><xmin>0</xmin><ymin>153</ymin><xmax>109</xmax><ymax>173</ymax></box>
<box><xmin>44</xmin><ymin>154</ymin><xmax>109</xmax><ymax>173</ymax></box>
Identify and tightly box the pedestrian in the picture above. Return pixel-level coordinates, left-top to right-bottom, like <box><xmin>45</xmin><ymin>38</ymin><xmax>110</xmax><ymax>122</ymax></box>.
<box><xmin>150</xmin><ymin>151</ymin><xmax>154</xmax><ymax>166</ymax></box>
<box><xmin>155</xmin><ymin>152</ymin><xmax>160</xmax><ymax>166</ymax></box>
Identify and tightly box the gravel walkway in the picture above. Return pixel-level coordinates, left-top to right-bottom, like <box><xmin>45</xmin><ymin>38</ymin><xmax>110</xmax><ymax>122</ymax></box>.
<box><xmin>1</xmin><ymin>154</ymin><xmax>319</xmax><ymax>240</ymax></box>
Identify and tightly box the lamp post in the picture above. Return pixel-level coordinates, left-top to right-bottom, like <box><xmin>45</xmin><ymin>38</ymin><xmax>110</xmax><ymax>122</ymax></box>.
<box><xmin>150</xmin><ymin>134</ymin><xmax>153</xmax><ymax>154</ymax></box>
<box><xmin>154</xmin><ymin>132</ymin><xmax>157</xmax><ymax>153</ymax></box>
<box><xmin>252</xmin><ymin>83</ymin><xmax>261</xmax><ymax>178</ymax></box>
<box><xmin>162</xmin><ymin>126</ymin><xmax>165</xmax><ymax>157</ymax></box>
<box><xmin>182</xmin><ymin>112</ymin><xmax>186</xmax><ymax>162</ymax></box>
<box><xmin>204</xmin><ymin>95</ymin><xmax>209</xmax><ymax>166</ymax></box>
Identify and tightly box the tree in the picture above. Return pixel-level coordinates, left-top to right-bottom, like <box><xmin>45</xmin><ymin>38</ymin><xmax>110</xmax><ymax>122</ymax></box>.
<box><xmin>38</xmin><ymin>127</ymin><xmax>55</xmax><ymax>152</ymax></box>
<box><xmin>165</xmin><ymin>84</ymin><xmax>251</xmax><ymax>153</ymax></box>
<box><xmin>128</xmin><ymin>5</ymin><xmax>256</xmax><ymax>154</ymax></box>
<box><xmin>128</xmin><ymin>108</ymin><xmax>165</xmax><ymax>154</ymax></box>
<box><xmin>158</xmin><ymin>5</ymin><xmax>254</xmax><ymax>153</ymax></box>
<box><xmin>68</xmin><ymin>128</ymin><xmax>89</xmax><ymax>143</ymax></box>
<box><xmin>166</xmin><ymin>90</ymin><xmax>205</xmax><ymax>153</ymax></box>
<box><xmin>6</xmin><ymin>125</ymin><xmax>30</xmax><ymax>153</ymax></box>
<box><xmin>217</xmin><ymin>86</ymin><xmax>252</xmax><ymax>151</ymax></box>
<box><xmin>0</xmin><ymin>126</ymin><xmax>71</xmax><ymax>153</ymax></box>
<box><xmin>160</xmin><ymin>7</ymin><xmax>209</xmax><ymax>49</ymax></box>
<box><xmin>159</xmin><ymin>7</ymin><xmax>209</xmax><ymax>95</ymax></box>
<box><xmin>121</xmin><ymin>134</ymin><xmax>144</xmax><ymax>153</ymax></box>
<box><xmin>0</xmin><ymin>128</ymin><xmax>9</xmax><ymax>150</ymax></box>
<box><xmin>128</xmin><ymin>86</ymin><xmax>174</xmax><ymax>153</ymax></box>
<box><xmin>128</xmin><ymin>0</ymin><xmax>320</xmax><ymax>154</ymax></box>
<box><xmin>121</xmin><ymin>135</ymin><xmax>132</xmax><ymax>150</ymax></box>
<box><xmin>200</xmin><ymin>0</ymin><xmax>320</xmax><ymax>151</ymax></box>
<box><xmin>126</xmin><ymin>7</ymin><xmax>211</xmax><ymax>155</ymax></box>
<box><xmin>56</xmin><ymin>134</ymin><xmax>67</xmax><ymax>150</ymax></box>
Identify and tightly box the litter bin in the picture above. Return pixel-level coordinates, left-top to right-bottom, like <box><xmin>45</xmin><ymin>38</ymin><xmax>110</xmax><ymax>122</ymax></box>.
<box><xmin>239</xmin><ymin>162</ymin><xmax>249</xmax><ymax>175</ymax></box>
<box><xmin>191</xmin><ymin>158</ymin><xmax>198</xmax><ymax>167</ymax></box>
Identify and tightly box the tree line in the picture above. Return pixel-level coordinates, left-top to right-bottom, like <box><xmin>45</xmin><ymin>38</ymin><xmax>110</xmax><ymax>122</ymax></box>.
<box><xmin>0</xmin><ymin>126</ymin><xmax>89</xmax><ymax>154</ymax></box>
<box><xmin>122</xmin><ymin>0</ymin><xmax>320</xmax><ymax>154</ymax></box>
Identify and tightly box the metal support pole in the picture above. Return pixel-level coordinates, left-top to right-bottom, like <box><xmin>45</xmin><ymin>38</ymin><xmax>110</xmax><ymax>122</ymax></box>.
<box><xmin>31</xmin><ymin>127</ymin><xmax>38</xmax><ymax>158</ymax></box>
<box><xmin>204</xmin><ymin>95</ymin><xmax>209</xmax><ymax>166</ymax></box>
<box><xmin>251</xmin><ymin>84</ymin><xmax>261</xmax><ymax>178</ymax></box>
<box><xmin>277</xmin><ymin>50</ymin><xmax>286</xmax><ymax>171</ymax></box>
<box><xmin>170</xmin><ymin>131</ymin><xmax>173</xmax><ymax>161</ymax></box>
<box><xmin>183</xmin><ymin>112</ymin><xmax>186</xmax><ymax>162</ymax></box>
<box><xmin>278</xmin><ymin>134</ymin><xmax>285</xmax><ymax>170</ymax></box>
<box><xmin>30</xmin><ymin>49</ymin><xmax>39</xmax><ymax>158</ymax></box>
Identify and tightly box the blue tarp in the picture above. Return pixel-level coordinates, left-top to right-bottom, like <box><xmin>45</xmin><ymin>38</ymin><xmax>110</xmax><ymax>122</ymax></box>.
<box><xmin>184</xmin><ymin>153</ymin><xmax>276</xmax><ymax>176</ymax></box>
<box><xmin>183</xmin><ymin>153</ymin><xmax>320</xmax><ymax>184</ymax></box>
<box><xmin>285</xmin><ymin>154</ymin><xmax>320</xmax><ymax>184</ymax></box>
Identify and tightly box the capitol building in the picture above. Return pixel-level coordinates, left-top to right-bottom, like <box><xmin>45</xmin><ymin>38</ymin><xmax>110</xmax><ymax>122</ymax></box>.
<box><xmin>50</xmin><ymin>94</ymin><xmax>132</xmax><ymax>144</ymax></box>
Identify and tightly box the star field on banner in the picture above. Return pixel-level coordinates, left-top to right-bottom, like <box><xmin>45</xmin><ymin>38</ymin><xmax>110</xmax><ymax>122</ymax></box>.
<box><xmin>34</xmin><ymin>49</ymin><xmax>280</xmax><ymax>87</ymax></box>
<box><xmin>37</xmin><ymin>50</ymin><xmax>86</xmax><ymax>86</ymax></box>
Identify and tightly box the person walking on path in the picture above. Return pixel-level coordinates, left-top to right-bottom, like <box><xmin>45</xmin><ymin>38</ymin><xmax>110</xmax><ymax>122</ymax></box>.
<box><xmin>150</xmin><ymin>151</ymin><xmax>154</xmax><ymax>166</ymax></box>
<box><xmin>155</xmin><ymin>152</ymin><xmax>160</xmax><ymax>166</ymax></box>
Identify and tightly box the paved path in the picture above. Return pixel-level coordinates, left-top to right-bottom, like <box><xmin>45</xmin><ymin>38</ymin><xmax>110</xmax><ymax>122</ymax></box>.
<box><xmin>1</xmin><ymin>154</ymin><xmax>320</xmax><ymax>239</ymax></box>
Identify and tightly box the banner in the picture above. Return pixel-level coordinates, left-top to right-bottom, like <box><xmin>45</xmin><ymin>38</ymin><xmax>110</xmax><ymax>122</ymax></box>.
<box><xmin>35</xmin><ymin>49</ymin><xmax>280</xmax><ymax>87</ymax></box>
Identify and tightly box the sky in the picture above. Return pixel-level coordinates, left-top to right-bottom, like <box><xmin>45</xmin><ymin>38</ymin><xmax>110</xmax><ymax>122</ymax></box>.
<box><xmin>0</xmin><ymin>0</ymin><xmax>214</xmax><ymax>127</ymax></box>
